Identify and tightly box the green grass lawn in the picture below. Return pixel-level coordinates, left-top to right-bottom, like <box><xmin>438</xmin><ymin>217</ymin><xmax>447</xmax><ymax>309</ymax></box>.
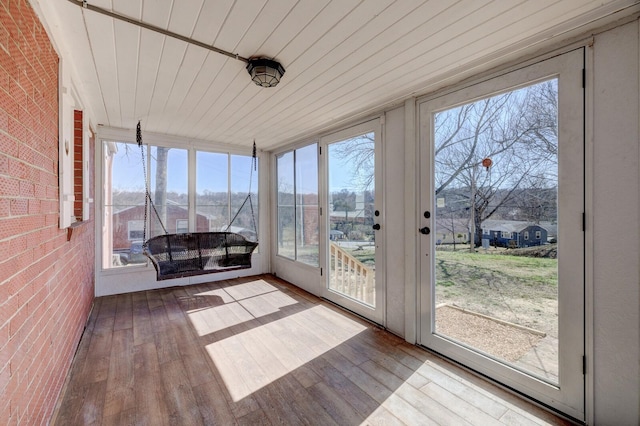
<box><xmin>437</xmin><ymin>250</ymin><xmax>558</xmax><ymax>287</ymax></box>
<box><xmin>349</xmin><ymin>248</ymin><xmax>375</xmax><ymax>266</ymax></box>
<box><xmin>434</xmin><ymin>249</ymin><xmax>558</xmax><ymax>336</ymax></box>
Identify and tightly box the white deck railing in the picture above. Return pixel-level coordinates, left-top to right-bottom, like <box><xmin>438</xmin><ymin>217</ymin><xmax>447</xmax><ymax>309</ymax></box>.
<box><xmin>329</xmin><ymin>242</ymin><xmax>375</xmax><ymax>305</ymax></box>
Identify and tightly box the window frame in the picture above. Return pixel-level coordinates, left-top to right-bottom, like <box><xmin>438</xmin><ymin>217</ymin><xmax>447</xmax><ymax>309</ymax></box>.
<box><xmin>59</xmin><ymin>70</ymin><xmax>91</xmax><ymax>228</ymax></box>
<box><xmin>275</xmin><ymin>142</ymin><xmax>319</xmax><ymax>266</ymax></box>
<box><xmin>127</xmin><ymin>220</ymin><xmax>144</xmax><ymax>241</ymax></box>
<box><xmin>176</xmin><ymin>219</ymin><xmax>189</xmax><ymax>234</ymax></box>
<box><xmin>99</xmin><ymin>130</ymin><xmax>259</xmax><ymax>271</ymax></box>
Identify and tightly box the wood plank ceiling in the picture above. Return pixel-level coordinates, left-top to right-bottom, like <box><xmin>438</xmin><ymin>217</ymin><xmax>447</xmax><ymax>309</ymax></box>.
<box><xmin>34</xmin><ymin>0</ymin><xmax>639</xmax><ymax>150</ymax></box>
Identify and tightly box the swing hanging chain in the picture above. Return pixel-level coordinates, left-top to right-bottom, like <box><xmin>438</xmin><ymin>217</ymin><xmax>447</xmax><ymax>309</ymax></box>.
<box><xmin>249</xmin><ymin>141</ymin><xmax>257</xmax><ymax>238</ymax></box>
<box><xmin>225</xmin><ymin>141</ymin><xmax>258</xmax><ymax>241</ymax></box>
<box><xmin>137</xmin><ymin>121</ymin><xmax>168</xmax><ymax>245</ymax></box>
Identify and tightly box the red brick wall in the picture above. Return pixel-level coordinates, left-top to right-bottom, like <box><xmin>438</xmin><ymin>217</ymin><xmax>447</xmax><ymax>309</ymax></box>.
<box><xmin>301</xmin><ymin>193</ymin><xmax>318</xmax><ymax>245</ymax></box>
<box><xmin>0</xmin><ymin>1</ymin><xmax>95</xmax><ymax>424</ymax></box>
<box><xmin>112</xmin><ymin>205</ymin><xmax>209</xmax><ymax>250</ymax></box>
<box><xmin>73</xmin><ymin>109</ymin><xmax>82</xmax><ymax>220</ymax></box>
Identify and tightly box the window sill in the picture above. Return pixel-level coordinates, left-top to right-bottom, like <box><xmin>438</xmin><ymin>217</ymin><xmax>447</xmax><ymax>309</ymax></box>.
<box><xmin>67</xmin><ymin>220</ymin><xmax>89</xmax><ymax>241</ymax></box>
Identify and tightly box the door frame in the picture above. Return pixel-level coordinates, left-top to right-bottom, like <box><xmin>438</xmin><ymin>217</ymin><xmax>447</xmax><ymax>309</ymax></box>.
<box><xmin>417</xmin><ymin>49</ymin><xmax>585</xmax><ymax>420</ymax></box>
<box><xmin>319</xmin><ymin>118</ymin><xmax>385</xmax><ymax>325</ymax></box>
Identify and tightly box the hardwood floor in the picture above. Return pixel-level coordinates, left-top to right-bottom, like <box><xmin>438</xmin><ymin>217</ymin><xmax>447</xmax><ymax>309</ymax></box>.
<box><xmin>52</xmin><ymin>275</ymin><xmax>571</xmax><ymax>425</ymax></box>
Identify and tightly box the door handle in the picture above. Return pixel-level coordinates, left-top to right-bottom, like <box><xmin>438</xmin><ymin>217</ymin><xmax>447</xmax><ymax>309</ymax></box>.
<box><xmin>419</xmin><ymin>226</ymin><xmax>430</xmax><ymax>235</ymax></box>
<box><xmin>372</xmin><ymin>224</ymin><xmax>381</xmax><ymax>230</ymax></box>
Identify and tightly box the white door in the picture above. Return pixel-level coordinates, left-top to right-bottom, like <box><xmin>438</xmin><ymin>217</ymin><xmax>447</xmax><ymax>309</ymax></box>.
<box><xmin>419</xmin><ymin>49</ymin><xmax>584</xmax><ymax>420</ymax></box>
<box><xmin>321</xmin><ymin>119</ymin><xmax>384</xmax><ymax>324</ymax></box>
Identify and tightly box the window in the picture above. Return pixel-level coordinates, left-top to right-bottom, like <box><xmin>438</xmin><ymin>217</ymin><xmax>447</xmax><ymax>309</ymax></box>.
<box><xmin>103</xmin><ymin>140</ymin><xmax>258</xmax><ymax>269</ymax></box>
<box><xmin>230</xmin><ymin>154</ymin><xmax>259</xmax><ymax>240</ymax></box>
<box><xmin>535</xmin><ymin>230</ymin><xmax>542</xmax><ymax>239</ymax></box>
<box><xmin>195</xmin><ymin>152</ymin><xmax>259</xmax><ymax>240</ymax></box>
<box><xmin>501</xmin><ymin>231</ymin><xmax>512</xmax><ymax>239</ymax></box>
<box><xmin>128</xmin><ymin>220</ymin><xmax>144</xmax><ymax>240</ymax></box>
<box><xmin>276</xmin><ymin>143</ymin><xmax>319</xmax><ymax>266</ymax></box>
<box><xmin>176</xmin><ymin>219</ymin><xmax>189</xmax><ymax>234</ymax></box>
<box><xmin>149</xmin><ymin>147</ymin><xmax>188</xmax><ymax>238</ymax></box>
<box><xmin>524</xmin><ymin>231</ymin><xmax>529</xmax><ymax>240</ymax></box>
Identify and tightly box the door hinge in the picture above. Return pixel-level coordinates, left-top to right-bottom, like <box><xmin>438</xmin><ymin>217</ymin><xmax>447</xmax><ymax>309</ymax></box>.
<box><xmin>583</xmin><ymin>355</ymin><xmax>587</xmax><ymax>374</ymax></box>
<box><xmin>320</xmin><ymin>267</ymin><xmax>323</xmax><ymax>276</ymax></box>
<box><xmin>582</xmin><ymin>212</ymin><xmax>586</xmax><ymax>231</ymax></box>
<box><xmin>319</xmin><ymin>146</ymin><xmax>322</xmax><ymax>155</ymax></box>
<box><xmin>320</xmin><ymin>207</ymin><xmax>322</xmax><ymax>216</ymax></box>
<box><xmin>582</xmin><ymin>68</ymin><xmax>585</xmax><ymax>88</ymax></box>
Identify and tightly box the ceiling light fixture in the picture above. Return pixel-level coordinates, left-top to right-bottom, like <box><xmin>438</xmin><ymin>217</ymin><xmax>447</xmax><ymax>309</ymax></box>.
<box><xmin>246</xmin><ymin>58</ymin><xmax>286</xmax><ymax>88</ymax></box>
<box><xmin>65</xmin><ymin>0</ymin><xmax>286</xmax><ymax>88</ymax></box>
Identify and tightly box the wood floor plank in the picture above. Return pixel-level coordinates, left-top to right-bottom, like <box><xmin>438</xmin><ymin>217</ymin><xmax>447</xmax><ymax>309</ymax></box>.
<box><xmin>347</xmin><ymin>334</ymin><xmax>432</xmax><ymax>389</ymax></box>
<box><xmin>102</xmin><ymin>328</ymin><xmax>135</xmax><ymax>421</ymax></box>
<box><xmin>103</xmin><ymin>406</ymin><xmax>135</xmax><ymax>426</ymax></box>
<box><xmin>53</xmin><ymin>274</ymin><xmax>572</xmax><ymax>426</ymax></box>
<box><xmin>500</xmin><ymin>408</ymin><xmax>550</xmax><ymax>426</ymax></box>
<box><xmin>192</xmin><ymin>380</ymin><xmax>237</xmax><ymax>426</ymax></box>
<box><xmin>307</xmin><ymin>381</ymin><xmax>365</xmax><ymax>425</ymax></box>
<box><xmin>97</xmin><ymin>295</ymin><xmax>118</xmax><ymax>319</ymax></box>
<box><xmin>132</xmin><ymin>291</ymin><xmax>153</xmax><ymax>346</ymax></box>
<box><xmin>150</xmin><ymin>304</ymin><xmax>181</xmax><ymax>365</ymax></box>
<box><xmin>421</xmin><ymin>381</ymin><xmax>505</xmax><ymax>426</ymax></box>
<box><xmin>78</xmin><ymin>381</ymin><xmax>107</xmax><ymax>425</ymax></box>
<box><xmin>134</xmin><ymin>342</ymin><xmax>170</xmax><ymax>426</ymax></box>
<box><xmin>113</xmin><ymin>293</ymin><xmax>133</xmax><ymax>331</ymax></box>
<box><xmin>345</xmin><ymin>343</ymin><xmax>473</xmax><ymax>426</ymax></box>
<box><xmin>160</xmin><ymin>289</ymin><xmax>184</xmax><ymax>323</ymax></box>
<box><xmin>236</xmin><ymin>408</ymin><xmax>272</xmax><ymax>426</ymax></box>
<box><xmin>396</xmin><ymin>343</ymin><xmax>519</xmax><ymax>420</ymax></box>
<box><xmin>270</xmin><ymin>374</ymin><xmax>340</xmax><ymax>426</ymax></box>
<box><xmin>204</xmin><ymin>332</ymin><xmax>262</xmax><ymax>419</ymax></box>
<box><xmin>159</xmin><ymin>359</ymin><xmax>203</xmax><ymax>425</ymax></box>
<box><xmin>337</xmin><ymin>363</ymin><xmax>406</xmax><ymax>426</ymax></box>
<box><xmin>312</xmin><ymin>356</ymin><xmax>381</xmax><ymax>419</ymax></box>
<box><xmin>172</xmin><ymin>320</ymin><xmax>214</xmax><ymax>388</ymax></box>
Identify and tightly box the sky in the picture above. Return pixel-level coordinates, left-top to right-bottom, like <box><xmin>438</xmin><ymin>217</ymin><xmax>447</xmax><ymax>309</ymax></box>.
<box><xmin>112</xmin><ymin>134</ymin><xmax>373</xmax><ymax>196</ymax></box>
<box><xmin>111</xmin><ymin>143</ymin><xmax>257</xmax><ymax>193</ymax></box>
<box><xmin>276</xmin><ymin>135</ymin><xmax>375</xmax><ymax>195</ymax></box>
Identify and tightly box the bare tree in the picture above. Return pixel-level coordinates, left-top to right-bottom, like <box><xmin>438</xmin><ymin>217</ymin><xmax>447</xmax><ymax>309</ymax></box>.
<box><xmin>319</xmin><ymin>80</ymin><xmax>559</xmax><ymax>251</ymax></box>
<box><xmin>330</xmin><ymin>133</ymin><xmax>375</xmax><ymax>192</ymax></box>
<box><xmin>153</xmin><ymin>147</ymin><xmax>169</xmax><ymax>235</ymax></box>
<box><xmin>434</xmin><ymin>79</ymin><xmax>559</xmax><ymax>249</ymax></box>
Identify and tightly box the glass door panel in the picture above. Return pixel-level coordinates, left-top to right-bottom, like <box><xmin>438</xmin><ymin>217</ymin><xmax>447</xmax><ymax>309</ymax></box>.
<box><xmin>327</xmin><ymin>134</ymin><xmax>376</xmax><ymax>306</ymax></box>
<box><xmin>433</xmin><ymin>79</ymin><xmax>560</xmax><ymax>382</ymax></box>
<box><xmin>419</xmin><ymin>49</ymin><xmax>584</xmax><ymax>420</ymax></box>
<box><xmin>322</xmin><ymin>120</ymin><xmax>384</xmax><ymax>324</ymax></box>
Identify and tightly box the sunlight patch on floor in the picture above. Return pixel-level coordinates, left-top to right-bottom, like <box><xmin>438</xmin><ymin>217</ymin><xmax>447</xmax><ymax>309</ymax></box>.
<box><xmin>186</xmin><ymin>279</ymin><xmax>298</xmax><ymax>336</ymax></box>
<box><xmin>206</xmin><ymin>305</ymin><xmax>367</xmax><ymax>402</ymax></box>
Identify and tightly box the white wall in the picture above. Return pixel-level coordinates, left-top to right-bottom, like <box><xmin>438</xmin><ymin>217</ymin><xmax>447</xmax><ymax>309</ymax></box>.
<box><xmin>591</xmin><ymin>19</ymin><xmax>640</xmax><ymax>425</ymax></box>
<box><xmin>383</xmin><ymin>106</ymin><xmax>406</xmax><ymax>336</ymax></box>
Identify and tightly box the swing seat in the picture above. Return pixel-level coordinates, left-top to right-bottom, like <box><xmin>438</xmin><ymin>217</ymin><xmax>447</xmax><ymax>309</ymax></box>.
<box><xmin>143</xmin><ymin>232</ymin><xmax>258</xmax><ymax>280</ymax></box>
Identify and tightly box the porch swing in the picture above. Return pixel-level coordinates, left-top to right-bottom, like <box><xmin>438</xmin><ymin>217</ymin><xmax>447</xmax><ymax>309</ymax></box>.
<box><xmin>136</xmin><ymin>122</ymin><xmax>259</xmax><ymax>281</ymax></box>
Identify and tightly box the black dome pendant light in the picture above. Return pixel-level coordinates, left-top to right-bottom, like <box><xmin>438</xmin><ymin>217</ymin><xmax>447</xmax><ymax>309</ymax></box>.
<box><xmin>246</xmin><ymin>58</ymin><xmax>286</xmax><ymax>88</ymax></box>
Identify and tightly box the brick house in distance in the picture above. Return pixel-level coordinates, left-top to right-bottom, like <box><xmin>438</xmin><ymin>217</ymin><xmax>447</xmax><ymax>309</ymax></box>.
<box><xmin>110</xmin><ymin>204</ymin><xmax>210</xmax><ymax>251</ymax></box>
